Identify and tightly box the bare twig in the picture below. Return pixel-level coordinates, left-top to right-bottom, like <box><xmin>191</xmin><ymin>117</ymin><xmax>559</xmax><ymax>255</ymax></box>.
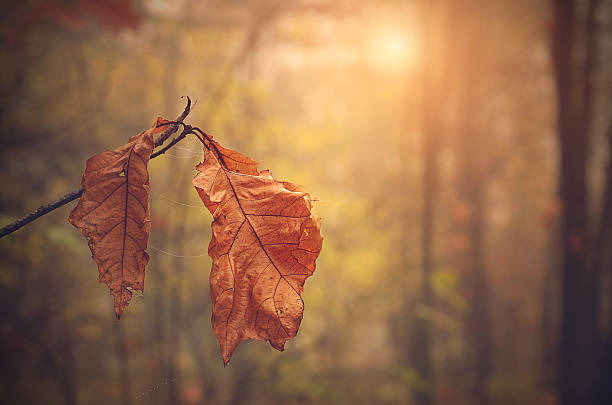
<box><xmin>0</xmin><ymin>98</ymin><xmax>193</xmax><ymax>239</ymax></box>
<box><xmin>0</xmin><ymin>189</ymin><xmax>85</xmax><ymax>239</ymax></box>
<box><xmin>154</xmin><ymin>96</ymin><xmax>191</xmax><ymax>148</ymax></box>
<box><xmin>150</xmin><ymin>126</ymin><xmax>194</xmax><ymax>159</ymax></box>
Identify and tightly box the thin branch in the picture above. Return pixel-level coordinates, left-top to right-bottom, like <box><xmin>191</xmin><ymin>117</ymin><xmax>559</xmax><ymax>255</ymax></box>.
<box><xmin>154</xmin><ymin>96</ymin><xmax>192</xmax><ymax>148</ymax></box>
<box><xmin>0</xmin><ymin>189</ymin><xmax>85</xmax><ymax>239</ymax></box>
<box><xmin>0</xmin><ymin>98</ymin><xmax>193</xmax><ymax>239</ymax></box>
<box><xmin>150</xmin><ymin>126</ymin><xmax>194</xmax><ymax>159</ymax></box>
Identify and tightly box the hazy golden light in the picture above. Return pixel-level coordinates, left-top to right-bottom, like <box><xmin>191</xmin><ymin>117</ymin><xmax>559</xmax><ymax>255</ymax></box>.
<box><xmin>366</xmin><ymin>28</ymin><xmax>417</xmax><ymax>71</ymax></box>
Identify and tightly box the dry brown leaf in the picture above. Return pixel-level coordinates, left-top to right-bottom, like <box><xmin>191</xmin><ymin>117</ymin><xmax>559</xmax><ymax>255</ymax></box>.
<box><xmin>69</xmin><ymin>119</ymin><xmax>167</xmax><ymax>318</ymax></box>
<box><xmin>193</xmin><ymin>139</ymin><xmax>323</xmax><ymax>365</ymax></box>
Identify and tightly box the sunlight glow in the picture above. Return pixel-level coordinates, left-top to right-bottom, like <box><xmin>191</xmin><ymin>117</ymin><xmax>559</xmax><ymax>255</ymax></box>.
<box><xmin>366</xmin><ymin>28</ymin><xmax>417</xmax><ymax>72</ymax></box>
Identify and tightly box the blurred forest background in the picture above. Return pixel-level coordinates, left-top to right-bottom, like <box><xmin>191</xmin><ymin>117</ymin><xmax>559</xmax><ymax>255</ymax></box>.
<box><xmin>1</xmin><ymin>0</ymin><xmax>611</xmax><ymax>404</ymax></box>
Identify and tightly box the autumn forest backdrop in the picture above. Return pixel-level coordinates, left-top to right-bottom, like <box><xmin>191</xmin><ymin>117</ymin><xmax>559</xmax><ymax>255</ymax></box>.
<box><xmin>1</xmin><ymin>1</ymin><xmax>611</xmax><ymax>404</ymax></box>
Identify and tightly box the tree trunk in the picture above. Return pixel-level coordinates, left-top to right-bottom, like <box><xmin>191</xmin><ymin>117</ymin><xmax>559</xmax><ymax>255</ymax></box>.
<box><xmin>540</xmin><ymin>219</ymin><xmax>560</xmax><ymax>391</ymax></box>
<box><xmin>551</xmin><ymin>0</ymin><xmax>598</xmax><ymax>403</ymax></box>
<box><xmin>468</xmin><ymin>185</ymin><xmax>491</xmax><ymax>405</ymax></box>
<box><xmin>166</xmin><ymin>165</ymin><xmax>190</xmax><ymax>405</ymax></box>
<box><xmin>113</xmin><ymin>319</ymin><xmax>132</xmax><ymax>405</ymax></box>
<box><xmin>451</xmin><ymin>2</ymin><xmax>492</xmax><ymax>402</ymax></box>
<box><xmin>163</xmin><ymin>30</ymin><xmax>182</xmax><ymax>405</ymax></box>
<box><xmin>408</xmin><ymin>2</ymin><xmax>441</xmax><ymax>404</ymax></box>
<box><xmin>593</xmin><ymin>114</ymin><xmax>612</xmax><ymax>405</ymax></box>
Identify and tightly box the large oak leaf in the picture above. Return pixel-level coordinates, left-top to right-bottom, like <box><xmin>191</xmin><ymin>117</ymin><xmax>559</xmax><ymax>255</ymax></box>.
<box><xmin>193</xmin><ymin>140</ymin><xmax>323</xmax><ymax>365</ymax></box>
<box><xmin>69</xmin><ymin>119</ymin><xmax>166</xmax><ymax>318</ymax></box>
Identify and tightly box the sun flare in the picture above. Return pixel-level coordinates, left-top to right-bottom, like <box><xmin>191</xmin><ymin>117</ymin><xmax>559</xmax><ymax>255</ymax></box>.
<box><xmin>366</xmin><ymin>28</ymin><xmax>417</xmax><ymax>71</ymax></box>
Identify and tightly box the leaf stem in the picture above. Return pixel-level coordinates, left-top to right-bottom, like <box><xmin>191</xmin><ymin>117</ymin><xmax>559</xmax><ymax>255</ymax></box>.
<box><xmin>150</xmin><ymin>126</ymin><xmax>193</xmax><ymax>159</ymax></box>
<box><xmin>190</xmin><ymin>127</ymin><xmax>227</xmax><ymax>168</ymax></box>
<box><xmin>153</xmin><ymin>96</ymin><xmax>192</xmax><ymax>148</ymax></box>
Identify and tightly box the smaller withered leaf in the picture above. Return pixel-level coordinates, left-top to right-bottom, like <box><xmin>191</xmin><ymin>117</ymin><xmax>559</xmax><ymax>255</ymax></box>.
<box><xmin>69</xmin><ymin>118</ymin><xmax>168</xmax><ymax>318</ymax></box>
<box><xmin>193</xmin><ymin>137</ymin><xmax>323</xmax><ymax>365</ymax></box>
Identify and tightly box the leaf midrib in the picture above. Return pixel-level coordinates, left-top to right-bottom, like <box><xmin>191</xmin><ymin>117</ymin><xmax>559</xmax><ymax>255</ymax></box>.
<box><xmin>119</xmin><ymin>147</ymin><xmax>135</xmax><ymax>304</ymax></box>
<box><xmin>218</xmin><ymin>163</ymin><xmax>300</xmax><ymax>340</ymax></box>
